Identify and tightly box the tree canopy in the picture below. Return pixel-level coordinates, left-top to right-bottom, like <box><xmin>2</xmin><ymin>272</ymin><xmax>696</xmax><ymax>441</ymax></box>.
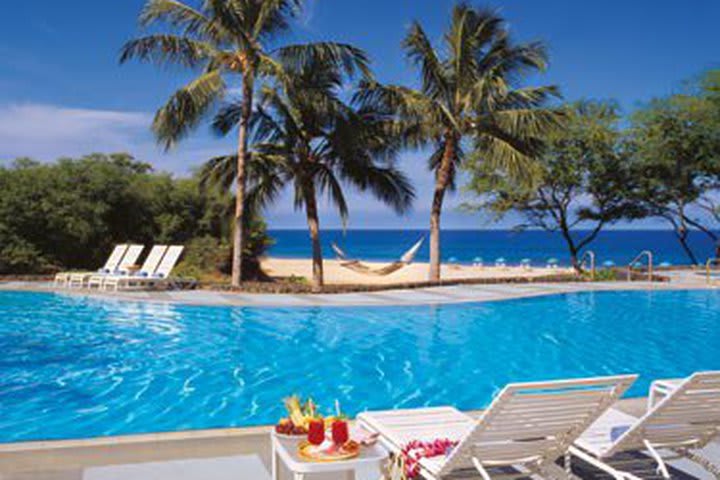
<box><xmin>0</xmin><ymin>153</ymin><xmax>268</xmax><ymax>276</ymax></box>
<box><xmin>357</xmin><ymin>3</ymin><xmax>562</xmax><ymax>280</ymax></box>
<box><xmin>625</xmin><ymin>85</ymin><xmax>720</xmax><ymax>263</ymax></box>
<box><xmin>467</xmin><ymin>101</ymin><xmax>638</xmax><ymax>270</ymax></box>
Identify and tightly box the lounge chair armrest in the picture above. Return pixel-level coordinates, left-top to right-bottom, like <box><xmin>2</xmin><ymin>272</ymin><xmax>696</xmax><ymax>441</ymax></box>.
<box><xmin>648</xmin><ymin>379</ymin><xmax>683</xmax><ymax>409</ymax></box>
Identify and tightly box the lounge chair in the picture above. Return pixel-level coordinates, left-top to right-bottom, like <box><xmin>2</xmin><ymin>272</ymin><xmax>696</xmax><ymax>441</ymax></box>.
<box><xmin>358</xmin><ymin>375</ymin><xmax>637</xmax><ymax>479</ymax></box>
<box><xmin>67</xmin><ymin>245</ymin><xmax>144</xmax><ymax>288</ymax></box>
<box><xmin>87</xmin><ymin>245</ymin><xmax>167</xmax><ymax>290</ymax></box>
<box><xmin>54</xmin><ymin>244</ymin><xmax>128</xmax><ymax>287</ymax></box>
<box><xmin>570</xmin><ymin>371</ymin><xmax>720</xmax><ymax>479</ymax></box>
<box><xmin>102</xmin><ymin>245</ymin><xmax>184</xmax><ymax>291</ymax></box>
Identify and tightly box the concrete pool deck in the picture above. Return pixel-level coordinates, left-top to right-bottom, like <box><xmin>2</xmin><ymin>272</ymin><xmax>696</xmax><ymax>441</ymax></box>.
<box><xmin>0</xmin><ymin>269</ymin><xmax>717</xmax><ymax>308</ymax></box>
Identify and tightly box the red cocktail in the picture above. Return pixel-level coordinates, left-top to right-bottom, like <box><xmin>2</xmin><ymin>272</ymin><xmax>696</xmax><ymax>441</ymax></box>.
<box><xmin>307</xmin><ymin>419</ymin><xmax>325</xmax><ymax>445</ymax></box>
<box><xmin>331</xmin><ymin>419</ymin><xmax>349</xmax><ymax>445</ymax></box>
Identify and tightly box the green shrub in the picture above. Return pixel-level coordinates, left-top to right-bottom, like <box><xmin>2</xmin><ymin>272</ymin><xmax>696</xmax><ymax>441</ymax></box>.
<box><xmin>174</xmin><ymin>236</ymin><xmax>231</xmax><ymax>280</ymax></box>
<box><xmin>592</xmin><ymin>268</ymin><xmax>619</xmax><ymax>281</ymax></box>
<box><xmin>0</xmin><ymin>153</ymin><xmax>270</xmax><ymax>277</ymax></box>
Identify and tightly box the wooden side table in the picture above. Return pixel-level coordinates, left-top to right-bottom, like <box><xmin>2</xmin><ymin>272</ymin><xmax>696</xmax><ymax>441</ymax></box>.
<box><xmin>271</xmin><ymin>430</ymin><xmax>388</xmax><ymax>480</ymax></box>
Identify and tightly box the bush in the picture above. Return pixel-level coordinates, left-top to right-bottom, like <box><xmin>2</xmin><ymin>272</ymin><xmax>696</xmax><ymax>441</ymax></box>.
<box><xmin>0</xmin><ymin>240</ymin><xmax>54</xmax><ymax>274</ymax></box>
<box><xmin>174</xmin><ymin>236</ymin><xmax>231</xmax><ymax>281</ymax></box>
<box><xmin>0</xmin><ymin>153</ymin><xmax>269</xmax><ymax>278</ymax></box>
<box><xmin>590</xmin><ymin>268</ymin><xmax>619</xmax><ymax>281</ymax></box>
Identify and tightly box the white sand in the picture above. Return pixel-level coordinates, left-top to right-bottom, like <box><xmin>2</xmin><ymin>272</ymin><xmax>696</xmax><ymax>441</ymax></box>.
<box><xmin>261</xmin><ymin>257</ymin><xmax>572</xmax><ymax>285</ymax></box>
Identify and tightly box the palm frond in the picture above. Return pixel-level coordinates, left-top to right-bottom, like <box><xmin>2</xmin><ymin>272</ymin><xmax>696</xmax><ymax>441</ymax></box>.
<box><xmin>314</xmin><ymin>163</ymin><xmax>349</xmax><ymax>222</ymax></box>
<box><xmin>244</xmin><ymin>151</ymin><xmax>287</xmax><ymax>216</ymax></box>
<box><xmin>212</xmin><ymin>102</ymin><xmax>243</xmax><ymax>137</ymax></box>
<box><xmin>474</xmin><ymin>128</ymin><xmax>543</xmax><ymax>184</ymax></box>
<box><xmin>485</xmin><ymin>107</ymin><xmax>565</xmax><ymax>139</ymax></box>
<box><xmin>403</xmin><ymin>22</ymin><xmax>450</xmax><ymax>102</ymax></box>
<box><xmin>275</xmin><ymin>42</ymin><xmax>373</xmax><ymax>82</ymax></box>
<box><xmin>495</xmin><ymin>85</ymin><xmax>562</xmax><ymax>109</ymax></box>
<box><xmin>199</xmin><ymin>151</ymin><xmax>286</xmax><ymax>216</ymax></box>
<box><xmin>353</xmin><ymin>81</ymin><xmax>444</xmax><ymax>147</ymax></box>
<box><xmin>199</xmin><ymin>153</ymin><xmax>236</xmax><ymax>191</ymax></box>
<box><xmin>139</xmin><ymin>0</ymin><xmax>228</xmax><ymax>42</ymax></box>
<box><xmin>251</xmin><ymin>0</ymin><xmax>302</xmax><ymax>41</ymax></box>
<box><xmin>119</xmin><ymin>35</ymin><xmax>217</xmax><ymax>68</ymax></box>
<box><xmin>152</xmin><ymin>70</ymin><xmax>226</xmax><ymax>149</ymax></box>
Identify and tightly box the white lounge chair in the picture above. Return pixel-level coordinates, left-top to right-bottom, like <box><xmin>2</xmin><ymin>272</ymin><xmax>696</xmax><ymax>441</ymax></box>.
<box><xmin>359</xmin><ymin>375</ymin><xmax>637</xmax><ymax>479</ymax></box>
<box><xmin>570</xmin><ymin>371</ymin><xmax>720</xmax><ymax>479</ymax></box>
<box><xmin>87</xmin><ymin>245</ymin><xmax>167</xmax><ymax>290</ymax></box>
<box><xmin>54</xmin><ymin>244</ymin><xmax>129</xmax><ymax>287</ymax></box>
<box><xmin>67</xmin><ymin>245</ymin><xmax>146</xmax><ymax>288</ymax></box>
<box><xmin>79</xmin><ymin>244</ymin><xmax>146</xmax><ymax>289</ymax></box>
<box><xmin>103</xmin><ymin>245</ymin><xmax>184</xmax><ymax>291</ymax></box>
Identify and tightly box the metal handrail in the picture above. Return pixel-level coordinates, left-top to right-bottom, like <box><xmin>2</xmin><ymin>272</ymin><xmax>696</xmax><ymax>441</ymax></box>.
<box><xmin>580</xmin><ymin>251</ymin><xmax>596</xmax><ymax>280</ymax></box>
<box><xmin>706</xmin><ymin>258</ymin><xmax>720</xmax><ymax>285</ymax></box>
<box><xmin>627</xmin><ymin>250</ymin><xmax>653</xmax><ymax>281</ymax></box>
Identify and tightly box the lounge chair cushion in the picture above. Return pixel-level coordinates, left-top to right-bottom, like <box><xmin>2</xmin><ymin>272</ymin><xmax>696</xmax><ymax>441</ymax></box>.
<box><xmin>575</xmin><ymin>407</ymin><xmax>638</xmax><ymax>457</ymax></box>
<box><xmin>358</xmin><ymin>407</ymin><xmax>475</xmax><ymax>448</ymax></box>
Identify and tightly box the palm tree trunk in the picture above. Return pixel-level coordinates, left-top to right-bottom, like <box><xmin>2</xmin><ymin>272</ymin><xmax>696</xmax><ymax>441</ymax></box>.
<box><xmin>303</xmin><ymin>182</ymin><xmax>324</xmax><ymax>290</ymax></box>
<box><xmin>429</xmin><ymin>135</ymin><xmax>456</xmax><ymax>282</ymax></box>
<box><xmin>231</xmin><ymin>77</ymin><xmax>254</xmax><ymax>287</ymax></box>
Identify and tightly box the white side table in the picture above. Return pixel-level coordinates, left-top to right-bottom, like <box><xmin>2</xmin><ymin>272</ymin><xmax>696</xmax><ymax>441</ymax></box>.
<box><xmin>271</xmin><ymin>429</ymin><xmax>388</xmax><ymax>480</ymax></box>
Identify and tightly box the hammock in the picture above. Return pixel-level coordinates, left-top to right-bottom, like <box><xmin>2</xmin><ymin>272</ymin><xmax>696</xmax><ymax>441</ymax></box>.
<box><xmin>331</xmin><ymin>237</ymin><xmax>425</xmax><ymax>276</ymax></box>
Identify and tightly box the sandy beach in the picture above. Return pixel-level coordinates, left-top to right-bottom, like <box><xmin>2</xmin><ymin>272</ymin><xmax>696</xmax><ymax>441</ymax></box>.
<box><xmin>261</xmin><ymin>257</ymin><xmax>573</xmax><ymax>285</ymax></box>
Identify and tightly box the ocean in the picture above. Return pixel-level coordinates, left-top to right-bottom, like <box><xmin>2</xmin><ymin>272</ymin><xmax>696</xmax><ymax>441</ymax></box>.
<box><xmin>267</xmin><ymin>229</ymin><xmax>719</xmax><ymax>267</ymax></box>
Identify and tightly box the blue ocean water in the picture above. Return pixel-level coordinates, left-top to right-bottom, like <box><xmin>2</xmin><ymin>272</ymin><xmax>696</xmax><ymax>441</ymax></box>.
<box><xmin>268</xmin><ymin>229</ymin><xmax>719</xmax><ymax>266</ymax></box>
<box><xmin>1</xmin><ymin>289</ymin><xmax>719</xmax><ymax>443</ymax></box>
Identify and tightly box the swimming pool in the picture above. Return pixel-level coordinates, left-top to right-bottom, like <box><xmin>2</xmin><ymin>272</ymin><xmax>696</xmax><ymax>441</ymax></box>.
<box><xmin>0</xmin><ymin>289</ymin><xmax>718</xmax><ymax>443</ymax></box>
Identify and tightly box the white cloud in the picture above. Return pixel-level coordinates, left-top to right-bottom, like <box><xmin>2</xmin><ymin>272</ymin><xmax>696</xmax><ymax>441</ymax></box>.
<box><xmin>0</xmin><ymin>103</ymin><xmax>150</xmax><ymax>158</ymax></box>
<box><xmin>0</xmin><ymin>103</ymin><xmax>228</xmax><ymax>174</ymax></box>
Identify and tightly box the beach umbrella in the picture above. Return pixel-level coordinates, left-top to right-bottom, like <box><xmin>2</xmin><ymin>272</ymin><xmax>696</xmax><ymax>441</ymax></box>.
<box><xmin>602</xmin><ymin>260</ymin><xmax>616</xmax><ymax>268</ymax></box>
<box><xmin>658</xmin><ymin>261</ymin><xmax>672</xmax><ymax>268</ymax></box>
<box><xmin>495</xmin><ymin>257</ymin><xmax>507</xmax><ymax>266</ymax></box>
<box><xmin>472</xmin><ymin>256</ymin><xmax>483</xmax><ymax>266</ymax></box>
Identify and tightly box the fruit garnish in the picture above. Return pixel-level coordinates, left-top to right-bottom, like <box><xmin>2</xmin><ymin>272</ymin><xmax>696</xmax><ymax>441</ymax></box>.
<box><xmin>284</xmin><ymin>395</ymin><xmax>309</xmax><ymax>429</ymax></box>
<box><xmin>283</xmin><ymin>395</ymin><xmax>323</xmax><ymax>431</ymax></box>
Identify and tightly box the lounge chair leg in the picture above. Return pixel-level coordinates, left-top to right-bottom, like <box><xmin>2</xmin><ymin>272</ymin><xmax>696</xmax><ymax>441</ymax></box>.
<box><xmin>565</xmin><ymin>450</ymin><xmax>572</xmax><ymax>478</ymax></box>
<box><xmin>568</xmin><ymin>447</ymin><xmax>637</xmax><ymax>480</ymax></box>
<box><xmin>643</xmin><ymin>440</ymin><xmax>670</xmax><ymax>479</ymax></box>
<box><xmin>472</xmin><ymin>457</ymin><xmax>492</xmax><ymax>480</ymax></box>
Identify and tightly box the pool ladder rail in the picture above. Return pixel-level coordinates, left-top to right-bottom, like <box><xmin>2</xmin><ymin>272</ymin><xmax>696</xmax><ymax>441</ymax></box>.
<box><xmin>706</xmin><ymin>258</ymin><xmax>720</xmax><ymax>285</ymax></box>
<box><xmin>627</xmin><ymin>250</ymin><xmax>654</xmax><ymax>282</ymax></box>
<box><xmin>579</xmin><ymin>250</ymin><xmax>596</xmax><ymax>280</ymax></box>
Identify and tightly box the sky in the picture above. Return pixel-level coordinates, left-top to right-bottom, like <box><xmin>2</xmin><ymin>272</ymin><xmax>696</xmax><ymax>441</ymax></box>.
<box><xmin>0</xmin><ymin>0</ymin><xmax>718</xmax><ymax>229</ymax></box>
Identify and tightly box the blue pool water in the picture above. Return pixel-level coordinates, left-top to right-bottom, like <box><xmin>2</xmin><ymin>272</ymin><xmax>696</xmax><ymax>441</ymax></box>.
<box><xmin>1</xmin><ymin>289</ymin><xmax>719</xmax><ymax>443</ymax></box>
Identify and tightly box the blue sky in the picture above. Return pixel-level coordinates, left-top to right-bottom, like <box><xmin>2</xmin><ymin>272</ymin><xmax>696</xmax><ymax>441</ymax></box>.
<box><xmin>0</xmin><ymin>0</ymin><xmax>718</xmax><ymax>228</ymax></box>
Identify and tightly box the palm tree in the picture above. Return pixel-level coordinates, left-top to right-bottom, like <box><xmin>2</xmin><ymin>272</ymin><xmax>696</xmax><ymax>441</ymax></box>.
<box><xmin>201</xmin><ymin>54</ymin><xmax>415</xmax><ymax>289</ymax></box>
<box><xmin>357</xmin><ymin>3</ymin><xmax>561</xmax><ymax>281</ymax></box>
<box><xmin>120</xmin><ymin>0</ymin><xmax>370</xmax><ymax>286</ymax></box>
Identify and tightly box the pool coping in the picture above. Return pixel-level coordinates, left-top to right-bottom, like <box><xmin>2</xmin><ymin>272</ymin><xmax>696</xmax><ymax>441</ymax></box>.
<box><xmin>0</xmin><ymin>401</ymin><xmax>650</xmax><ymax>474</ymax></box>
<box><xmin>0</xmin><ymin>277</ymin><xmax>715</xmax><ymax>308</ymax></box>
